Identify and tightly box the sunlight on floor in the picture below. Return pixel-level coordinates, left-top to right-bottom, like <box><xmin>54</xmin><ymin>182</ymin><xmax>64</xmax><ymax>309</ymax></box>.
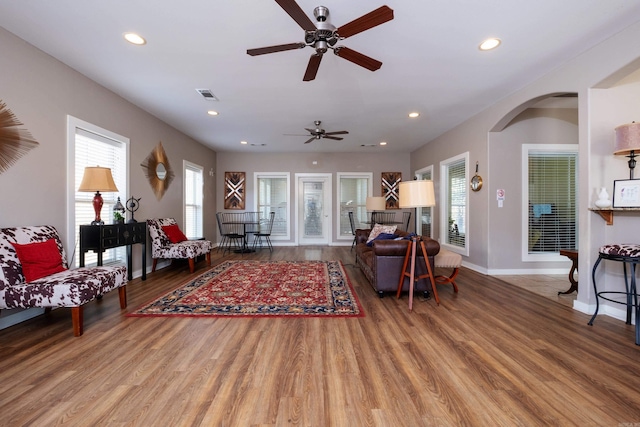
<box><xmin>498</xmin><ymin>274</ymin><xmax>577</xmax><ymax>308</ymax></box>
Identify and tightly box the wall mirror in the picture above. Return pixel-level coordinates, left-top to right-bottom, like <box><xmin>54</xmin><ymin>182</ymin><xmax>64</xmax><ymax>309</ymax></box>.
<box><xmin>141</xmin><ymin>142</ymin><xmax>174</xmax><ymax>200</ymax></box>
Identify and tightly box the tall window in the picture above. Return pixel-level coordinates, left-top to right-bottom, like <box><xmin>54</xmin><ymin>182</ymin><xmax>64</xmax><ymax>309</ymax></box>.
<box><xmin>67</xmin><ymin>116</ymin><xmax>129</xmax><ymax>267</ymax></box>
<box><xmin>337</xmin><ymin>173</ymin><xmax>372</xmax><ymax>240</ymax></box>
<box><xmin>440</xmin><ymin>152</ymin><xmax>468</xmax><ymax>254</ymax></box>
<box><xmin>522</xmin><ymin>144</ymin><xmax>578</xmax><ymax>260</ymax></box>
<box><xmin>255</xmin><ymin>173</ymin><xmax>290</xmax><ymax>239</ymax></box>
<box><xmin>415</xmin><ymin>166</ymin><xmax>433</xmax><ymax>237</ymax></box>
<box><xmin>184</xmin><ymin>161</ymin><xmax>203</xmax><ymax>239</ymax></box>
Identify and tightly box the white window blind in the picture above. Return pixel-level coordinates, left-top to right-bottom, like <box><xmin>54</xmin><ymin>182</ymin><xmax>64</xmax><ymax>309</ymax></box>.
<box><xmin>74</xmin><ymin>127</ymin><xmax>127</xmax><ymax>267</ymax></box>
<box><xmin>184</xmin><ymin>162</ymin><xmax>203</xmax><ymax>239</ymax></box>
<box><xmin>338</xmin><ymin>174</ymin><xmax>371</xmax><ymax>238</ymax></box>
<box><xmin>440</xmin><ymin>154</ymin><xmax>467</xmax><ymax>251</ymax></box>
<box><xmin>527</xmin><ymin>151</ymin><xmax>578</xmax><ymax>254</ymax></box>
<box><xmin>256</xmin><ymin>175</ymin><xmax>289</xmax><ymax>237</ymax></box>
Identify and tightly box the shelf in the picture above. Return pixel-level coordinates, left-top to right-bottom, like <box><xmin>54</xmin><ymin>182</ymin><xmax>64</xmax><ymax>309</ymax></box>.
<box><xmin>590</xmin><ymin>208</ymin><xmax>640</xmax><ymax>225</ymax></box>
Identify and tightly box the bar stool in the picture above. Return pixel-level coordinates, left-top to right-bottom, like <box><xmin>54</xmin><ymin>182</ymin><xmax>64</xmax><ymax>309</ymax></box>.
<box><xmin>588</xmin><ymin>243</ymin><xmax>640</xmax><ymax>345</ymax></box>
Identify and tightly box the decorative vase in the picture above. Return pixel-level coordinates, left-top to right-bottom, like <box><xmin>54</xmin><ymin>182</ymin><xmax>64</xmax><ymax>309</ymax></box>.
<box><xmin>595</xmin><ymin>187</ymin><xmax>612</xmax><ymax>208</ymax></box>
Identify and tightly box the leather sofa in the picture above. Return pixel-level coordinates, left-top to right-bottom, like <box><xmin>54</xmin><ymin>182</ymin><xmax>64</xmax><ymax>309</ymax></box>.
<box><xmin>355</xmin><ymin>228</ymin><xmax>440</xmax><ymax>298</ymax></box>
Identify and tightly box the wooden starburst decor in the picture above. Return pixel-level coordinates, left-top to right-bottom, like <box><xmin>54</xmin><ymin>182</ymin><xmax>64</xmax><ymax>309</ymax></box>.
<box><xmin>141</xmin><ymin>142</ymin><xmax>174</xmax><ymax>200</ymax></box>
<box><xmin>0</xmin><ymin>100</ymin><xmax>39</xmax><ymax>174</ymax></box>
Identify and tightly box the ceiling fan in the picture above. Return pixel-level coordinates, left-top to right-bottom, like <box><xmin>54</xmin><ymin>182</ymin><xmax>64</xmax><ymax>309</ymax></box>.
<box><xmin>287</xmin><ymin>121</ymin><xmax>349</xmax><ymax>144</ymax></box>
<box><xmin>247</xmin><ymin>1</ymin><xmax>394</xmax><ymax>81</ymax></box>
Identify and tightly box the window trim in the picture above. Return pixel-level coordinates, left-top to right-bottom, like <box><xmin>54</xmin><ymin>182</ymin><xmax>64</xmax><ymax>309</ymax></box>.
<box><xmin>66</xmin><ymin>115</ymin><xmax>130</xmax><ymax>264</ymax></box>
<box><xmin>439</xmin><ymin>152</ymin><xmax>469</xmax><ymax>256</ymax></box>
<box><xmin>253</xmin><ymin>172</ymin><xmax>291</xmax><ymax>240</ymax></box>
<box><xmin>336</xmin><ymin>172</ymin><xmax>373</xmax><ymax>241</ymax></box>
<box><xmin>521</xmin><ymin>144</ymin><xmax>578</xmax><ymax>262</ymax></box>
<box><xmin>414</xmin><ymin>165</ymin><xmax>434</xmax><ymax>238</ymax></box>
<box><xmin>183</xmin><ymin>160</ymin><xmax>204</xmax><ymax>239</ymax></box>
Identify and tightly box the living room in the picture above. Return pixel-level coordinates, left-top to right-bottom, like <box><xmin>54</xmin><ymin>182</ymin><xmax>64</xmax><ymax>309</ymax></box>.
<box><xmin>2</xmin><ymin>1</ymin><xmax>640</xmax><ymax>424</ymax></box>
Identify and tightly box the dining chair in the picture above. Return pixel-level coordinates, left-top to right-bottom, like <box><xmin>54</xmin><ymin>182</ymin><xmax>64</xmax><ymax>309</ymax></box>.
<box><xmin>244</xmin><ymin>211</ymin><xmax>261</xmax><ymax>245</ymax></box>
<box><xmin>252</xmin><ymin>212</ymin><xmax>275</xmax><ymax>251</ymax></box>
<box><xmin>220</xmin><ymin>212</ymin><xmax>245</xmax><ymax>254</ymax></box>
<box><xmin>348</xmin><ymin>211</ymin><xmax>357</xmax><ymax>251</ymax></box>
<box><xmin>400</xmin><ymin>211</ymin><xmax>411</xmax><ymax>232</ymax></box>
<box><xmin>377</xmin><ymin>212</ymin><xmax>397</xmax><ymax>225</ymax></box>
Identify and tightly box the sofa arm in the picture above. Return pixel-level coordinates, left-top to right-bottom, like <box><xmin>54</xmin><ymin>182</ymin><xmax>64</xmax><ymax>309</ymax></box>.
<box><xmin>355</xmin><ymin>229</ymin><xmax>371</xmax><ymax>245</ymax></box>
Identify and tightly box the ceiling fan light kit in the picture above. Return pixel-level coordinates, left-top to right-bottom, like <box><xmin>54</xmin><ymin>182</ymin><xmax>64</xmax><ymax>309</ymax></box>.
<box><xmin>247</xmin><ymin>1</ymin><xmax>394</xmax><ymax>81</ymax></box>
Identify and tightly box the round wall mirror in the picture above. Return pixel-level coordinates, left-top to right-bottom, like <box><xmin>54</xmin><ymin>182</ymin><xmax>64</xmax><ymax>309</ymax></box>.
<box><xmin>156</xmin><ymin>163</ymin><xmax>167</xmax><ymax>180</ymax></box>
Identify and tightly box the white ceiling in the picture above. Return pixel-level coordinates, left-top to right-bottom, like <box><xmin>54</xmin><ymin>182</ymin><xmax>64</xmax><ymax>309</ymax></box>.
<box><xmin>1</xmin><ymin>1</ymin><xmax>640</xmax><ymax>153</ymax></box>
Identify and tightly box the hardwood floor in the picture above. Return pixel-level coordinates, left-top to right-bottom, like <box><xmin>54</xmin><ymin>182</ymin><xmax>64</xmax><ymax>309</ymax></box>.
<box><xmin>1</xmin><ymin>246</ymin><xmax>639</xmax><ymax>426</ymax></box>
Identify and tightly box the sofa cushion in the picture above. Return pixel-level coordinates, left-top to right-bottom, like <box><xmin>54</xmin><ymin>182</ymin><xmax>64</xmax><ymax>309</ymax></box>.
<box><xmin>366</xmin><ymin>224</ymin><xmax>398</xmax><ymax>244</ymax></box>
<box><xmin>10</xmin><ymin>239</ymin><xmax>67</xmax><ymax>283</ymax></box>
<box><xmin>162</xmin><ymin>224</ymin><xmax>188</xmax><ymax>243</ymax></box>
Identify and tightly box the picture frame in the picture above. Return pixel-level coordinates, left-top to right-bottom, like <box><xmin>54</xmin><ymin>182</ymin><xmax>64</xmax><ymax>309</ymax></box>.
<box><xmin>613</xmin><ymin>179</ymin><xmax>640</xmax><ymax>208</ymax></box>
<box><xmin>224</xmin><ymin>172</ymin><xmax>245</xmax><ymax>210</ymax></box>
<box><xmin>381</xmin><ymin>172</ymin><xmax>402</xmax><ymax>209</ymax></box>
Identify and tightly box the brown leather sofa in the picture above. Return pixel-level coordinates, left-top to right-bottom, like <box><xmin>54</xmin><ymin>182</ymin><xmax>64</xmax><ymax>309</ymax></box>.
<box><xmin>355</xmin><ymin>228</ymin><xmax>440</xmax><ymax>298</ymax></box>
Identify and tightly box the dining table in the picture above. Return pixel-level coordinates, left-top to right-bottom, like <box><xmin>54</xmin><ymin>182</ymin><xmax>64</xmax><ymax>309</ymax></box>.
<box><xmin>223</xmin><ymin>219</ymin><xmax>259</xmax><ymax>253</ymax></box>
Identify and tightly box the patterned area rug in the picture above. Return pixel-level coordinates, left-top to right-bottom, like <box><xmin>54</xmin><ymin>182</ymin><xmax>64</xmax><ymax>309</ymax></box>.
<box><xmin>128</xmin><ymin>260</ymin><xmax>363</xmax><ymax>317</ymax></box>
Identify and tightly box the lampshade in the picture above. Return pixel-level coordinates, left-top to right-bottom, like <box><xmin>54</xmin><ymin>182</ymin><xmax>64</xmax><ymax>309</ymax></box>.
<box><xmin>78</xmin><ymin>166</ymin><xmax>119</xmax><ymax>192</ymax></box>
<box><xmin>614</xmin><ymin>122</ymin><xmax>640</xmax><ymax>155</ymax></box>
<box><xmin>399</xmin><ymin>180</ymin><xmax>435</xmax><ymax>208</ymax></box>
<box><xmin>366</xmin><ymin>196</ymin><xmax>386</xmax><ymax>211</ymax></box>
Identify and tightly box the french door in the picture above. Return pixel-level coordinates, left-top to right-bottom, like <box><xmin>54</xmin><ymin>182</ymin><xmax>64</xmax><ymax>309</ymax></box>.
<box><xmin>295</xmin><ymin>173</ymin><xmax>332</xmax><ymax>245</ymax></box>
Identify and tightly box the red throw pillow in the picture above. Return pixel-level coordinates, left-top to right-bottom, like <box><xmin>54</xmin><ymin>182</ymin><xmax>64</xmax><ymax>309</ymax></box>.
<box><xmin>162</xmin><ymin>224</ymin><xmax>188</xmax><ymax>243</ymax></box>
<box><xmin>11</xmin><ymin>239</ymin><xmax>67</xmax><ymax>283</ymax></box>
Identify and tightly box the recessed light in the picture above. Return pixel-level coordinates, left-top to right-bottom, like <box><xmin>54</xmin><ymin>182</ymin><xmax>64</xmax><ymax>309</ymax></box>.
<box><xmin>408</xmin><ymin>112</ymin><xmax>420</xmax><ymax>118</ymax></box>
<box><xmin>123</xmin><ymin>32</ymin><xmax>146</xmax><ymax>45</ymax></box>
<box><xmin>380</xmin><ymin>141</ymin><xmax>387</xmax><ymax>146</ymax></box>
<box><xmin>479</xmin><ymin>38</ymin><xmax>501</xmax><ymax>51</ymax></box>
<box><xmin>207</xmin><ymin>110</ymin><xmax>219</xmax><ymax>116</ymax></box>
<box><xmin>240</xmin><ymin>141</ymin><xmax>248</xmax><ymax>145</ymax></box>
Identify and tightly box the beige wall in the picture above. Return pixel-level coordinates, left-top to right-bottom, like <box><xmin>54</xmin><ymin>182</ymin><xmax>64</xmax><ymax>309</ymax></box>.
<box><xmin>216</xmin><ymin>151</ymin><xmax>411</xmax><ymax>244</ymax></box>
<box><xmin>0</xmin><ymin>28</ymin><xmax>217</xmax><ymax>274</ymax></box>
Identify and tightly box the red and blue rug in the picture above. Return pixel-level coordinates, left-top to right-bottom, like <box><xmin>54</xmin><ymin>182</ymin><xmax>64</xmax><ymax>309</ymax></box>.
<box><xmin>128</xmin><ymin>260</ymin><xmax>363</xmax><ymax>317</ymax></box>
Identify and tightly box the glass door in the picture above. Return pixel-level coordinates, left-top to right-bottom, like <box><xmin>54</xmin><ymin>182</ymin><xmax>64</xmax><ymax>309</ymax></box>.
<box><xmin>296</xmin><ymin>173</ymin><xmax>332</xmax><ymax>245</ymax></box>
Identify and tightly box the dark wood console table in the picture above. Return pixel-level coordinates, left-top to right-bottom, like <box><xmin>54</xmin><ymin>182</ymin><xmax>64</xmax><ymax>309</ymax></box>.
<box><xmin>79</xmin><ymin>222</ymin><xmax>147</xmax><ymax>281</ymax></box>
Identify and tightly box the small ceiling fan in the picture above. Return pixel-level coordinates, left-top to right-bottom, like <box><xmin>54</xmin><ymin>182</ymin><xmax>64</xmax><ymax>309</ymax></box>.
<box><xmin>286</xmin><ymin>121</ymin><xmax>349</xmax><ymax>144</ymax></box>
<box><xmin>247</xmin><ymin>1</ymin><xmax>394</xmax><ymax>81</ymax></box>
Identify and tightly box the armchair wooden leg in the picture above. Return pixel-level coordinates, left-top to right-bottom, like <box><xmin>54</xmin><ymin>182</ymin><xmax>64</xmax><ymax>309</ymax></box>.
<box><xmin>118</xmin><ymin>286</ymin><xmax>127</xmax><ymax>309</ymax></box>
<box><xmin>188</xmin><ymin>258</ymin><xmax>195</xmax><ymax>273</ymax></box>
<box><xmin>72</xmin><ymin>306</ymin><xmax>83</xmax><ymax>337</ymax></box>
<box><xmin>206</xmin><ymin>252</ymin><xmax>211</xmax><ymax>267</ymax></box>
<box><xmin>152</xmin><ymin>258</ymin><xmax>158</xmax><ymax>272</ymax></box>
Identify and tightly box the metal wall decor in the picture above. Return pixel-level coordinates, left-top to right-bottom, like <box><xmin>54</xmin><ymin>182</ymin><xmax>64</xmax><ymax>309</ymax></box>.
<box><xmin>382</xmin><ymin>172</ymin><xmax>402</xmax><ymax>209</ymax></box>
<box><xmin>0</xmin><ymin>100</ymin><xmax>39</xmax><ymax>174</ymax></box>
<box><xmin>141</xmin><ymin>142</ymin><xmax>174</xmax><ymax>200</ymax></box>
<box><xmin>225</xmin><ymin>172</ymin><xmax>245</xmax><ymax>210</ymax></box>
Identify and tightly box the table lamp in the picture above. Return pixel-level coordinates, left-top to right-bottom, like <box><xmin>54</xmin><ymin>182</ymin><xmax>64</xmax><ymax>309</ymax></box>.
<box><xmin>78</xmin><ymin>166</ymin><xmax>119</xmax><ymax>225</ymax></box>
<box><xmin>614</xmin><ymin>122</ymin><xmax>640</xmax><ymax>179</ymax></box>
<box><xmin>366</xmin><ymin>196</ymin><xmax>386</xmax><ymax>224</ymax></box>
<box><xmin>396</xmin><ymin>180</ymin><xmax>436</xmax><ymax>311</ymax></box>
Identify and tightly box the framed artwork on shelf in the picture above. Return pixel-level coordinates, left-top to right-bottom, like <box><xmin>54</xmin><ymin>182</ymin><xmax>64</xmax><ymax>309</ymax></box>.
<box><xmin>613</xmin><ymin>179</ymin><xmax>640</xmax><ymax>208</ymax></box>
<box><xmin>381</xmin><ymin>172</ymin><xmax>402</xmax><ymax>209</ymax></box>
<box><xmin>225</xmin><ymin>172</ymin><xmax>245</xmax><ymax>210</ymax></box>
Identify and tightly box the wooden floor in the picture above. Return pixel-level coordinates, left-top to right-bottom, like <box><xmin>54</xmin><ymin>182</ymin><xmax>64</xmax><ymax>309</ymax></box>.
<box><xmin>1</xmin><ymin>246</ymin><xmax>639</xmax><ymax>426</ymax></box>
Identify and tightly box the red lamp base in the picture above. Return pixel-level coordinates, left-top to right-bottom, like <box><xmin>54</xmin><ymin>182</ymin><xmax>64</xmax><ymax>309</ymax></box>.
<box><xmin>91</xmin><ymin>191</ymin><xmax>104</xmax><ymax>225</ymax></box>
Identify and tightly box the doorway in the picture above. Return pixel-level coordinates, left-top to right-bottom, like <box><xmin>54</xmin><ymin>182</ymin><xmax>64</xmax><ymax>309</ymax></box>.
<box><xmin>295</xmin><ymin>173</ymin><xmax>332</xmax><ymax>245</ymax></box>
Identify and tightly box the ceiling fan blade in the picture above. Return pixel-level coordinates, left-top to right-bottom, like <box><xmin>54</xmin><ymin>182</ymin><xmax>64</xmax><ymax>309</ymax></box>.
<box><xmin>247</xmin><ymin>42</ymin><xmax>306</xmax><ymax>56</ymax></box>
<box><xmin>324</xmin><ymin>130</ymin><xmax>349</xmax><ymax>135</ymax></box>
<box><xmin>303</xmin><ymin>54</ymin><xmax>322</xmax><ymax>81</ymax></box>
<box><xmin>323</xmin><ymin>136</ymin><xmax>344</xmax><ymax>141</ymax></box>
<box><xmin>303</xmin><ymin>136</ymin><xmax>317</xmax><ymax>144</ymax></box>
<box><xmin>275</xmin><ymin>0</ymin><xmax>317</xmax><ymax>32</ymax></box>
<box><xmin>334</xmin><ymin>47</ymin><xmax>382</xmax><ymax>71</ymax></box>
<box><xmin>337</xmin><ymin>5</ymin><xmax>394</xmax><ymax>39</ymax></box>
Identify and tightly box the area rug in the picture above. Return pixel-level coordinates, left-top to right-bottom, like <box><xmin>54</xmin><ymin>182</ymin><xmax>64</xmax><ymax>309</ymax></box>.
<box><xmin>128</xmin><ymin>260</ymin><xmax>363</xmax><ymax>317</ymax></box>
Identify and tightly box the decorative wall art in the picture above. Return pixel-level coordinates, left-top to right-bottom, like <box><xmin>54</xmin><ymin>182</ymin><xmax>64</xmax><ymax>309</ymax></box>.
<box><xmin>0</xmin><ymin>100</ymin><xmax>39</xmax><ymax>174</ymax></box>
<box><xmin>141</xmin><ymin>142</ymin><xmax>174</xmax><ymax>200</ymax></box>
<box><xmin>225</xmin><ymin>172</ymin><xmax>245</xmax><ymax>210</ymax></box>
<box><xmin>381</xmin><ymin>172</ymin><xmax>402</xmax><ymax>209</ymax></box>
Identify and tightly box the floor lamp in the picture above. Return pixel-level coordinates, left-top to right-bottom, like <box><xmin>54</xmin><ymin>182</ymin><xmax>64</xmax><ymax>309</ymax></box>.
<box><xmin>396</xmin><ymin>180</ymin><xmax>436</xmax><ymax>311</ymax></box>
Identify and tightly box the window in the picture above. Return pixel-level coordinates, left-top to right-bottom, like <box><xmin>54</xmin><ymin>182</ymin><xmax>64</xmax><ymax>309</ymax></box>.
<box><xmin>184</xmin><ymin>161</ymin><xmax>203</xmax><ymax>239</ymax></box>
<box><xmin>414</xmin><ymin>166</ymin><xmax>433</xmax><ymax>237</ymax></box>
<box><xmin>440</xmin><ymin>152</ymin><xmax>468</xmax><ymax>254</ymax></box>
<box><xmin>67</xmin><ymin>116</ymin><xmax>129</xmax><ymax>267</ymax></box>
<box><xmin>254</xmin><ymin>173</ymin><xmax>290</xmax><ymax>239</ymax></box>
<box><xmin>522</xmin><ymin>145</ymin><xmax>578</xmax><ymax>261</ymax></box>
<box><xmin>336</xmin><ymin>173</ymin><xmax>372</xmax><ymax>240</ymax></box>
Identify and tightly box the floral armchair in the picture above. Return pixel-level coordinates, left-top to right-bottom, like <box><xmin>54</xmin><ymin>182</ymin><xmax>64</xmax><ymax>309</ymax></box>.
<box><xmin>146</xmin><ymin>218</ymin><xmax>212</xmax><ymax>274</ymax></box>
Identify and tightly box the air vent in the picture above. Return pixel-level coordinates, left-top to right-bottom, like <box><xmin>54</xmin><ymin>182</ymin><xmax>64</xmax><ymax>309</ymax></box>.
<box><xmin>360</xmin><ymin>144</ymin><xmax>377</xmax><ymax>147</ymax></box>
<box><xmin>196</xmin><ymin>89</ymin><xmax>219</xmax><ymax>101</ymax></box>
<box><xmin>250</xmin><ymin>143</ymin><xmax>267</xmax><ymax>147</ymax></box>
